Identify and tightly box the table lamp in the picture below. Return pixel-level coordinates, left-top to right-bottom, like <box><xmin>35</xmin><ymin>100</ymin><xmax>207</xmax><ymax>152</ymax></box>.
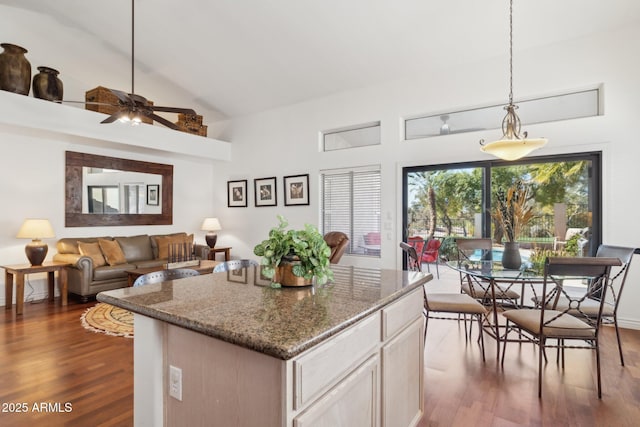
<box><xmin>201</xmin><ymin>217</ymin><xmax>221</xmax><ymax>248</ymax></box>
<box><xmin>16</xmin><ymin>218</ymin><xmax>55</xmax><ymax>266</ymax></box>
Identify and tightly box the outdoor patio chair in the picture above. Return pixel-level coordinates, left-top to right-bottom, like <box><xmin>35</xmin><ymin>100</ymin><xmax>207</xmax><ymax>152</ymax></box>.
<box><xmin>133</xmin><ymin>268</ymin><xmax>200</xmax><ymax>287</ymax></box>
<box><xmin>502</xmin><ymin>256</ymin><xmax>621</xmax><ymax>398</ymax></box>
<box><xmin>422</xmin><ymin>238</ymin><xmax>442</xmax><ymax>279</ymax></box>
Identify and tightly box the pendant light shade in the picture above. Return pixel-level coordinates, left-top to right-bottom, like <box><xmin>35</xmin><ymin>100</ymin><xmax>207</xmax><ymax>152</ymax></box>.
<box><xmin>480</xmin><ymin>0</ymin><xmax>547</xmax><ymax>161</ymax></box>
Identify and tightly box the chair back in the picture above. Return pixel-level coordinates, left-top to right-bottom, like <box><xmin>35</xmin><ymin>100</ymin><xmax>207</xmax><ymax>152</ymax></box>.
<box><xmin>594</xmin><ymin>245</ymin><xmax>635</xmax><ymax>308</ymax></box>
<box><xmin>542</xmin><ymin>257</ymin><xmax>621</xmax><ymax>330</ymax></box>
<box><xmin>407</xmin><ymin>236</ymin><xmax>425</xmax><ymax>256</ymax></box>
<box><xmin>456</xmin><ymin>238</ymin><xmax>492</xmax><ymax>263</ymax></box>
<box><xmin>133</xmin><ymin>268</ymin><xmax>200</xmax><ymax>287</ymax></box>
<box><xmin>422</xmin><ymin>238</ymin><xmax>441</xmax><ymax>262</ymax></box>
<box><xmin>213</xmin><ymin>259</ymin><xmax>259</xmax><ymax>273</ymax></box>
<box><xmin>400</xmin><ymin>242</ymin><xmax>421</xmax><ymax>272</ymax></box>
<box><xmin>323</xmin><ymin>231</ymin><xmax>350</xmax><ymax>264</ymax></box>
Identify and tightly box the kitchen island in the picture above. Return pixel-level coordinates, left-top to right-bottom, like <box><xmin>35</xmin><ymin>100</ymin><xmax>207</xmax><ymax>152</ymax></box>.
<box><xmin>98</xmin><ymin>264</ymin><xmax>430</xmax><ymax>427</ymax></box>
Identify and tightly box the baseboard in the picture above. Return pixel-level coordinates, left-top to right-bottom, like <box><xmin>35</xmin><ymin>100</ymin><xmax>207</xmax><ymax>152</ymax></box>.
<box><xmin>616</xmin><ymin>317</ymin><xmax>640</xmax><ymax>331</ymax></box>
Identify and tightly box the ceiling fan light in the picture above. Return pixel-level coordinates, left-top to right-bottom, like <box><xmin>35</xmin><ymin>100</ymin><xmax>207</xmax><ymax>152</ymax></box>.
<box><xmin>480</xmin><ymin>137</ymin><xmax>547</xmax><ymax>161</ymax></box>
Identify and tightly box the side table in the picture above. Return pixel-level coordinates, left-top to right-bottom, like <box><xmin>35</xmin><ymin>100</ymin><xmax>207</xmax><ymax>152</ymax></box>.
<box><xmin>207</xmin><ymin>246</ymin><xmax>232</xmax><ymax>262</ymax></box>
<box><xmin>2</xmin><ymin>261</ymin><xmax>71</xmax><ymax>315</ymax></box>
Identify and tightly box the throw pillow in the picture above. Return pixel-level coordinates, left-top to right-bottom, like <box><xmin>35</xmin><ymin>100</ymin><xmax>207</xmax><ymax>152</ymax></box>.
<box><xmin>98</xmin><ymin>239</ymin><xmax>127</xmax><ymax>266</ymax></box>
<box><xmin>155</xmin><ymin>234</ymin><xmax>194</xmax><ymax>259</ymax></box>
<box><xmin>77</xmin><ymin>241</ymin><xmax>107</xmax><ymax>267</ymax></box>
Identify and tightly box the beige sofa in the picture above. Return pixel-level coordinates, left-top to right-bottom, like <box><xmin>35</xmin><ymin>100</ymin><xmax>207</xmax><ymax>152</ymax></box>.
<box><xmin>53</xmin><ymin>233</ymin><xmax>209</xmax><ymax>301</ymax></box>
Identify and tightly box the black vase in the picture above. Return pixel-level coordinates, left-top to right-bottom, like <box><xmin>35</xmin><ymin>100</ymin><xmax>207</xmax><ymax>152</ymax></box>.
<box><xmin>501</xmin><ymin>241</ymin><xmax>522</xmax><ymax>270</ymax></box>
<box><xmin>33</xmin><ymin>66</ymin><xmax>63</xmax><ymax>102</ymax></box>
<box><xmin>0</xmin><ymin>43</ymin><xmax>31</xmax><ymax>95</ymax></box>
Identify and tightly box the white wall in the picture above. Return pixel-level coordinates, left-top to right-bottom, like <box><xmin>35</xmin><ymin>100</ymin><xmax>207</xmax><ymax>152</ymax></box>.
<box><xmin>0</xmin><ymin>124</ymin><xmax>221</xmax><ymax>305</ymax></box>
<box><xmin>216</xmin><ymin>24</ymin><xmax>640</xmax><ymax>328</ymax></box>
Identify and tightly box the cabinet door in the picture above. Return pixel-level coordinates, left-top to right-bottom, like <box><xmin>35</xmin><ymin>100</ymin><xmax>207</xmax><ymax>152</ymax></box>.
<box><xmin>294</xmin><ymin>355</ymin><xmax>379</xmax><ymax>427</ymax></box>
<box><xmin>381</xmin><ymin>317</ymin><xmax>424</xmax><ymax>427</ymax></box>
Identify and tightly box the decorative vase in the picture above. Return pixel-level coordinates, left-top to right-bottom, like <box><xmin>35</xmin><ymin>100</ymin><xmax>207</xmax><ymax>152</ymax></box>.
<box><xmin>0</xmin><ymin>43</ymin><xmax>31</xmax><ymax>95</ymax></box>
<box><xmin>32</xmin><ymin>66</ymin><xmax>63</xmax><ymax>102</ymax></box>
<box><xmin>501</xmin><ymin>241</ymin><xmax>522</xmax><ymax>270</ymax></box>
<box><xmin>274</xmin><ymin>259</ymin><xmax>313</xmax><ymax>287</ymax></box>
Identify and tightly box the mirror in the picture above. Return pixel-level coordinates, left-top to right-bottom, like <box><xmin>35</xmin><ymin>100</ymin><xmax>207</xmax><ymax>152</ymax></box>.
<box><xmin>65</xmin><ymin>151</ymin><xmax>173</xmax><ymax>227</ymax></box>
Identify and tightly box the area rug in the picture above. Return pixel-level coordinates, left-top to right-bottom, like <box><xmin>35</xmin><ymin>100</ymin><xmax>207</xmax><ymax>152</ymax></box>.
<box><xmin>81</xmin><ymin>303</ymin><xmax>134</xmax><ymax>338</ymax></box>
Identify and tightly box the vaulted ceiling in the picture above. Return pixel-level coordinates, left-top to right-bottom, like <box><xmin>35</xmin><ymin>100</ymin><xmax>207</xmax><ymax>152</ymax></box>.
<box><xmin>1</xmin><ymin>0</ymin><xmax>639</xmax><ymax>124</ymax></box>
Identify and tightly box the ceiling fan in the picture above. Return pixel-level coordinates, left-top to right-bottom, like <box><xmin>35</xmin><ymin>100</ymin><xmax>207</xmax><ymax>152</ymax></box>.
<box><xmin>65</xmin><ymin>0</ymin><xmax>197</xmax><ymax>130</ymax></box>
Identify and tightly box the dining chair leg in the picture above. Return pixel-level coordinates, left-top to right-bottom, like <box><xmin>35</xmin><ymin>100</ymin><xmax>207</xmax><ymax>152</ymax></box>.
<box><xmin>434</xmin><ymin>259</ymin><xmax>440</xmax><ymax>279</ymax></box>
<box><xmin>596</xmin><ymin>340</ymin><xmax>602</xmax><ymax>399</ymax></box>
<box><xmin>501</xmin><ymin>320</ymin><xmax>509</xmax><ymax>367</ymax></box>
<box><xmin>538</xmin><ymin>338</ymin><xmax>545</xmax><ymax>398</ymax></box>
<box><xmin>477</xmin><ymin>314</ymin><xmax>486</xmax><ymax>362</ymax></box>
<box><xmin>423</xmin><ymin>313</ymin><xmax>429</xmax><ymax>345</ymax></box>
<box><xmin>614</xmin><ymin>317</ymin><xmax>625</xmax><ymax>366</ymax></box>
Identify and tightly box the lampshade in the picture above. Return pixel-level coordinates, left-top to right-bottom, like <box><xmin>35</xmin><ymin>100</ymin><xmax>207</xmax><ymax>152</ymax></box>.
<box><xmin>17</xmin><ymin>219</ymin><xmax>55</xmax><ymax>239</ymax></box>
<box><xmin>16</xmin><ymin>219</ymin><xmax>55</xmax><ymax>266</ymax></box>
<box><xmin>201</xmin><ymin>218</ymin><xmax>222</xmax><ymax>232</ymax></box>
<box><xmin>201</xmin><ymin>217</ymin><xmax>221</xmax><ymax>248</ymax></box>
<box><xmin>480</xmin><ymin>136</ymin><xmax>548</xmax><ymax>161</ymax></box>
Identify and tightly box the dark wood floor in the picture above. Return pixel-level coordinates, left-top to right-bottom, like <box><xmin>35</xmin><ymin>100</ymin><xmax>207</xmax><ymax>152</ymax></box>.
<box><xmin>2</xmin><ymin>298</ymin><xmax>640</xmax><ymax>426</ymax></box>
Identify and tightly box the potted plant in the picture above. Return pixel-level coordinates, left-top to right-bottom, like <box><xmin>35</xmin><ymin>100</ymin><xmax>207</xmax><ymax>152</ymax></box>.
<box><xmin>493</xmin><ymin>180</ymin><xmax>535</xmax><ymax>269</ymax></box>
<box><xmin>253</xmin><ymin>215</ymin><xmax>334</xmax><ymax>288</ymax></box>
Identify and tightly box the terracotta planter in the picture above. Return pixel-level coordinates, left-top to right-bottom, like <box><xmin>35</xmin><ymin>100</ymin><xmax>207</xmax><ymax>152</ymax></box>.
<box><xmin>0</xmin><ymin>43</ymin><xmax>31</xmax><ymax>95</ymax></box>
<box><xmin>274</xmin><ymin>261</ymin><xmax>313</xmax><ymax>287</ymax></box>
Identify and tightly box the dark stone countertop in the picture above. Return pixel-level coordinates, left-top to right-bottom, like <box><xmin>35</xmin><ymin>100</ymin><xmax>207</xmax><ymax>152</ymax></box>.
<box><xmin>97</xmin><ymin>265</ymin><xmax>431</xmax><ymax>360</ymax></box>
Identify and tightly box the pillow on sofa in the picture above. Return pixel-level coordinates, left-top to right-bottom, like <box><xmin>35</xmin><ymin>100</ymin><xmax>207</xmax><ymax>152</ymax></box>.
<box><xmin>78</xmin><ymin>241</ymin><xmax>107</xmax><ymax>267</ymax></box>
<box><xmin>115</xmin><ymin>235</ymin><xmax>153</xmax><ymax>262</ymax></box>
<box><xmin>155</xmin><ymin>234</ymin><xmax>194</xmax><ymax>259</ymax></box>
<box><xmin>98</xmin><ymin>239</ymin><xmax>127</xmax><ymax>266</ymax></box>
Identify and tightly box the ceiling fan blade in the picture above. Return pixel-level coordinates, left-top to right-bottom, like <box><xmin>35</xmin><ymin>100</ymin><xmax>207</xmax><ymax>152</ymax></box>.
<box><xmin>151</xmin><ymin>106</ymin><xmax>197</xmax><ymax>115</ymax></box>
<box><xmin>128</xmin><ymin>93</ymin><xmax>150</xmax><ymax>105</ymax></box>
<box><xmin>101</xmin><ymin>112</ymin><xmax>122</xmax><ymax>124</ymax></box>
<box><xmin>150</xmin><ymin>113</ymin><xmax>180</xmax><ymax>130</ymax></box>
<box><xmin>106</xmin><ymin>88</ymin><xmax>133</xmax><ymax>105</ymax></box>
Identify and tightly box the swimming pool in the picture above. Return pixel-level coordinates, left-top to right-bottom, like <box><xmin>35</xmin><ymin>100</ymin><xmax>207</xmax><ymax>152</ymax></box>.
<box><xmin>469</xmin><ymin>248</ymin><xmax>531</xmax><ymax>265</ymax></box>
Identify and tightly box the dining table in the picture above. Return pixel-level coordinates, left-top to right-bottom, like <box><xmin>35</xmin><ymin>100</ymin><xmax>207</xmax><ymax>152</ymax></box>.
<box><xmin>446</xmin><ymin>259</ymin><xmax>547</xmax><ymax>362</ymax></box>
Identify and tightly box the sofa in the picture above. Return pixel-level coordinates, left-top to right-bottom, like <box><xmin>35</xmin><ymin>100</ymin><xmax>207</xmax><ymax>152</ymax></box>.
<box><xmin>53</xmin><ymin>232</ymin><xmax>209</xmax><ymax>301</ymax></box>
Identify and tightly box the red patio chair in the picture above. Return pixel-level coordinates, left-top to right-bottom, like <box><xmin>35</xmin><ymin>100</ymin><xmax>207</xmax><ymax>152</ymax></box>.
<box><xmin>421</xmin><ymin>238</ymin><xmax>441</xmax><ymax>278</ymax></box>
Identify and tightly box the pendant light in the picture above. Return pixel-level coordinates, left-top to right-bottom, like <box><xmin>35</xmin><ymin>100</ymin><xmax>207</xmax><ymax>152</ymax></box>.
<box><xmin>479</xmin><ymin>0</ymin><xmax>547</xmax><ymax>161</ymax></box>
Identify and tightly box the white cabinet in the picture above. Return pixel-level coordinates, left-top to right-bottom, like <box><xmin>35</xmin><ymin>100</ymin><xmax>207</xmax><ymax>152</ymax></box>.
<box><xmin>289</xmin><ymin>287</ymin><xmax>424</xmax><ymax>427</ymax></box>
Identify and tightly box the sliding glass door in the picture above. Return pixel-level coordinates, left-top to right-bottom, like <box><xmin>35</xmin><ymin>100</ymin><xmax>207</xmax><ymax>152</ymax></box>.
<box><xmin>402</xmin><ymin>152</ymin><xmax>601</xmax><ymax>262</ymax></box>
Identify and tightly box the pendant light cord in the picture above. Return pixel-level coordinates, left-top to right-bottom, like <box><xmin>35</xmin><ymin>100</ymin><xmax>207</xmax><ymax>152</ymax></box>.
<box><xmin>131</xmin><ymin>0</ymin><xmax>135</xmax><ymax>95</ymax></box>
<box><xmin>508</xmin><ymin>0</ymin><xmax>513</xmax><ymax>106</ymax></box>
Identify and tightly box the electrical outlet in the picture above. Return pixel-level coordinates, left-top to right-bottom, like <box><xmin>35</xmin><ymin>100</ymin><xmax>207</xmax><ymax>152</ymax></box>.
<box><xmin>169</xmin><ymin>365</ymin><xmax>182</xmax><ymax>401</ymax></box>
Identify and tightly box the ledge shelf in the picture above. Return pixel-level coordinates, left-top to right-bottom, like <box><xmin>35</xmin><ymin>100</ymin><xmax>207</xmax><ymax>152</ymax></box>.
<box><xmin>0</xmin><ymin>90</ymin><xmax>231</xmax><ymax>161</ymax></box>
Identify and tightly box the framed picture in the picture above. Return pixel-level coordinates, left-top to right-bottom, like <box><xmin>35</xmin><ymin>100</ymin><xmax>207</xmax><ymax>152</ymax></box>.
<box><xmin>227</xmin><ymin>268</ymin><xmax>248</xmax><ymax>284</ymax></box>
<box><xmin>146</xmin><ymin>184</ymin><xmax>159</xmax><ymax>206</ymax></box>
<box><xmin>227</xmin><ymin>180</ymin><xmax>248</xmax><ymax>207</ymax></box>
<box><xmin>254</xmin><ymin>177</ymin><xmax>277</xmax><ymax>207</ymax></box>
<box><xmin>253</xmin><ymin>265</ymin><xmax>272</xmax><ymax>287</ymax></box>
<box><xmin>283</xmin><ymin>174</ymin><xmax>310</xmax><ymax>206</ymax></box>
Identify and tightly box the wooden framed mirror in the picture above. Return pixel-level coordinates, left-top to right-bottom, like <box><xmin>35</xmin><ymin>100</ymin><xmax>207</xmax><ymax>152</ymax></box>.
<box><xmin>65</xmin><ymin>151</ymin><xmax>173</xmax><ymax>227</ymax></box>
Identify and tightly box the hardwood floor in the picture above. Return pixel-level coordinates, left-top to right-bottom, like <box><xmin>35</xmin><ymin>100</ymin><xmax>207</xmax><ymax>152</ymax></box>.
<box><xmin>0</xmin><ymin>299</ymin><xmax>133</xmax><ymax>427</ymax></box>
<box><xmin>1</xmin><ymin>293</ymin><xmax>640</xmax><ymax>426</ymax></box>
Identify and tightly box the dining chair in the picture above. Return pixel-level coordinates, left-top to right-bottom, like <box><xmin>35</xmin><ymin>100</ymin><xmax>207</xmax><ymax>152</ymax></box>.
<box><xmin>213</xmin><ymin>259</ymin><xmax>259</xmax><ymax>273</ymax></box>
<box><xmin>501</xmin><ymin>256</ymin><xmax>622</xmax><ymax>398</ymax></box>
<box><xmin>541</xmin><ymin>245</ymin><xmax>635</xmax><ymax>365</ymax></box>
<box><xmin>133</xmin><ymin>268</ymin><xmax>200</xmax><ymax>287</ymax></box>
<box><xmin>455</xmin><ymin>238</ymin><xmax>520</xmax><ymax>306</ymax></box>
<box><xmin>400</xmin><ymin>242</ymin><xmax>487</xmax><ymax>360</ymax></box>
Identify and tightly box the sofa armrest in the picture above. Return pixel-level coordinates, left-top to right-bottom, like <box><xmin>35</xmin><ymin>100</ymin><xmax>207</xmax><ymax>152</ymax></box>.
<box><xmin>53</xmin><ymin>253</ymin><xmax>93</xmax><ymax>268</ymax></box>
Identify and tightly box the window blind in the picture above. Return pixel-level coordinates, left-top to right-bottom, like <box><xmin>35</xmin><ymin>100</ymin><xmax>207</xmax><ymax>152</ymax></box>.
<box><xmin>321</xmin><ymin>168</ymin><xmax>381</xmax><ymax>256</ymax></box>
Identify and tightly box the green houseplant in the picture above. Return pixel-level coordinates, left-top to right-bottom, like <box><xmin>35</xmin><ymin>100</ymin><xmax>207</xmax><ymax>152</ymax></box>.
<box><xmin>253</xmin><ymin>215</ymin><xmax>333</xmax><ymax>288</ymax></box>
